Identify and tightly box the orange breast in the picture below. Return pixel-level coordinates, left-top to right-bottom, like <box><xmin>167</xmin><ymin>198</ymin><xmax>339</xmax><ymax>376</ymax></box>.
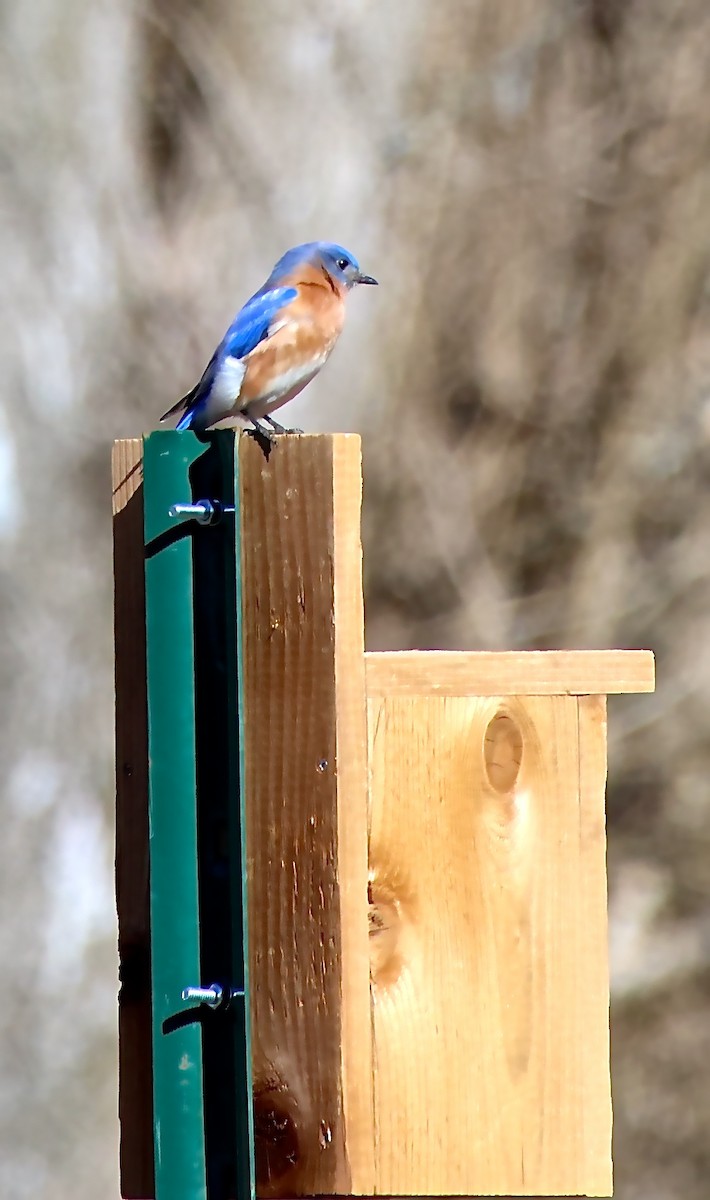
<box><xmin>239</xmin><ymin>272</ymin><xmax>346</xmax><ymax>408</ymax></box>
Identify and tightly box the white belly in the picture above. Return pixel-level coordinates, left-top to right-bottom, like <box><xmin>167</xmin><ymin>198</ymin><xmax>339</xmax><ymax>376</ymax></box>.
<box><xmin>244</xmin><ymin>355</ymin><xmax>329</xmax><ymax>419</ymax></box>
<box><xmin>211</xmin><ymin>356</ymin><xmax>246</xmax><ymax>407</ymax></box>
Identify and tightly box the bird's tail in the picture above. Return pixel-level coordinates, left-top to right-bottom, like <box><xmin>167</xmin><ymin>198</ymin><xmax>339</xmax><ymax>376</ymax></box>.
<box><xmin>159</xmin><ymin>397</ymin><xmax>184</xmax><ymax>421</ymax></box>
<box><xmin>175</xmin><ymin>408</ymin><xmax>195</xmax><ymax>431</ymax></box>
<box><xmin>159</xmin><ymin>383</ymin><xmax>199</xmax><ymax>425</ymax></box>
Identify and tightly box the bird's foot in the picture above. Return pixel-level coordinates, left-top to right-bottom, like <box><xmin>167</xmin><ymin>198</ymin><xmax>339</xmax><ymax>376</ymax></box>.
<box><xmin>246</xmin><ymin>416</ymin><xmax>303</xmax><ymax>458</ymax></box>
<box><xmin>247</xmin><ymin>418</ymin><xmax>276</xmax><ymax>450</ymax></box>
<box><xmin>264</xmin><ymin>416</ymin><xmax>303</xmax><ymax>435</ymax></box>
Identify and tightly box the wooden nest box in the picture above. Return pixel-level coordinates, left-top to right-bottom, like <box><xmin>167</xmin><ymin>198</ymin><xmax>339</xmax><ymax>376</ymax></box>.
<box><xmin>113</xmin><ymin>433</ymin><xmax>655</xmax><ymax>1200</ymax></box>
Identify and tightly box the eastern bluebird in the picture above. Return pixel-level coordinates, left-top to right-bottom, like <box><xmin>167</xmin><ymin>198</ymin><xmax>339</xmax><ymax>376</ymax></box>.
<box><xmin>160</xmin><ymin>241</ymin><xmax>377</xmax><ymax>439</ymax></box>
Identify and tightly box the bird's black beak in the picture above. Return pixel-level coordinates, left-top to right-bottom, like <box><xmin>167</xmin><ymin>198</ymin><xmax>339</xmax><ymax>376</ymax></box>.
<box><xmin>355</xmin><ymin>271</ymin><xmax>378</xmax><ymax>285</ymax></box>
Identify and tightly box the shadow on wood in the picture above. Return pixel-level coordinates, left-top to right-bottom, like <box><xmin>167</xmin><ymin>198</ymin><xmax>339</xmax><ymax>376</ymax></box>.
<box><xmin>113</xmin><ymin>440</ymin><xmax>154</xmax><ymax>1199</ymax></box>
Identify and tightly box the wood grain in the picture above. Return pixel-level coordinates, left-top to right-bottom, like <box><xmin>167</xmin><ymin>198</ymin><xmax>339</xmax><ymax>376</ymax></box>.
<box><xmin>239</xmin><ymin>434</ymin><xmax>372</xmax><ymax>1197</ymax></box>
<box><xmin>112</xmin><ymin>439</ymin><xmax>154</xmax><ymax>1198</ymax></box>
<box><xmin>366</xmin><ymin>692</ymin><xmax>613</xmax><ymax>1196</ymax></box>
<box><xmin>577</xmin><ymin>696</ymin><xmax>613</xmax><ymax>1196</ymax></box>
<box><xmin>365</xmin><ymin>649</ymin><xmax>655</xmax><ymax>697</ymax></box>
<box><xmin>331</xmin><ymin>438</ymin><xmax>376</xmax><ymax>1193</ymax></box>
<box><xmin>113</xmin><ymin>431</ymin><xmax>626</xmax><ymax>1198</ymax></box>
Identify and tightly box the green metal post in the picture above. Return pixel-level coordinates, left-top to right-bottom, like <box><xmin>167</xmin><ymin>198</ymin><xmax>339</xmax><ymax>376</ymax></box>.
<box><xmin>144</xmin><ymin>431</ymin><xmax>208</xmax><ymax>1200</ymax></box>
<box><xmin>143</xmin><ymin>430</ymin><xmax>255</xmax><ymax>1200</ymax></box>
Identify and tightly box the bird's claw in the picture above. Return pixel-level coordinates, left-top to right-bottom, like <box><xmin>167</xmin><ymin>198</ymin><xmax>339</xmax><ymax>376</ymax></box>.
<box><xmin>247</xmin><ymin>420</ymin><xmax>276</xmax><ymax>448</ymax></box>
<box><xmin>263</xmin><ymin>417</ymin><xmax>303</xmax><ymax>436</ymax></box>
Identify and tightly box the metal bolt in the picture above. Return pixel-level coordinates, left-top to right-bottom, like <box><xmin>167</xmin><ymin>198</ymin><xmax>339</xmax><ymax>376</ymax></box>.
<box><xmin>168</xmin><ymin>500</ymin><xmax>235</xmax><ymax>526</ymax></box>
<box><xmin>181</xmin><ymin>983</ymin><xmax>224</xmax><ymax>1007</ymax></box>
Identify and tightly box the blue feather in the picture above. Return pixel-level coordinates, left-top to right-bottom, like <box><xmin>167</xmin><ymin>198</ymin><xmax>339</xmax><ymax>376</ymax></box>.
<box><xmin>176</xmin><ymin>408</ymin><xmax>196</xmax><ymax>432</ymax></box>
<box><xmin>167</xmin><ymin>286</ymin><xmax>298</xmax><ymax>431</ymax></box>
<box><xmin>221</xmin><ymin>286</ymin><xmax>298</xmax><ymax>360</ymax></box>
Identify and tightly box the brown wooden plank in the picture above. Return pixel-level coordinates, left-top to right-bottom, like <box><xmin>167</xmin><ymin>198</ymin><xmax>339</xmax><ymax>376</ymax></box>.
<box><xmin>330</xmin><ymin>438</ymin><xmax>376</xmax><ymax>1193</ymax></box>
<box><xmin>112</xmin><ymin>439</ymin><xmax>154</xmax><ymax>1199</ymax></box>
<box><xmin>239</xmin><ymin>434</ymin><xmax>372</xmax><ymax>1197</ymax></box>
<box><xmin>367</xmin><ymin>692</ymin><xmax>612</xmax><ymax>1196</ymax></box>
<box><xmin>365</xmin><ymin>649</ymin><xmax>655</xmax><ymax>698</ymax></box>
<box><xmin>577</xmin><ymin>696</ymin><xmax>613</xmax><ymax>1196</ymax></box>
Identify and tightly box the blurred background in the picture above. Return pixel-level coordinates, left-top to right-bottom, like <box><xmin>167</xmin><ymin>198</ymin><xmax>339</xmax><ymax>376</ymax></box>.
<box><xmin>2</xmin><ymin>1</ymin><xmax>710</xmax><ymax>1197</ymax></box>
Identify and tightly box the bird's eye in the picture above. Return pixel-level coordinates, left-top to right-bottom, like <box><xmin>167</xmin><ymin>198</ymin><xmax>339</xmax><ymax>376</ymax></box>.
<box><xmin>336</xmin><ymin>258</ymin><xmax>349</xmax><ymax>271</ymax></box>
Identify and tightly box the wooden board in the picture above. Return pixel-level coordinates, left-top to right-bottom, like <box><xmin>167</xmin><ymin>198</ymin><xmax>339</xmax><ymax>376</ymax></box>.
<box><xmin>366</xmin><ymin>691</ymin><xmax>613</xmax><ymax>1197</ymax></box>
<box><xmin>113</xmin><ymin>432</ymin><xmax>636</xmax><ymax>1198</ymax></box>
<box><xmin>238</xmin><ymin>434</ymin><xmax>373</xmax><ymax>1197</ymax></box>
<box><xmin>366</xmin><ymin>649</ymin><xmax>655</xmax><ymax>697</ymax></box>
<box><xmin>112</xmin><ymin>439</ymin><xmax>154</xmax><ymax>1199</ymax></box>
<box><xmin>577</xmin><ymin>695</ymin><xmax>613</xmax><ymax>1195</ymax></box>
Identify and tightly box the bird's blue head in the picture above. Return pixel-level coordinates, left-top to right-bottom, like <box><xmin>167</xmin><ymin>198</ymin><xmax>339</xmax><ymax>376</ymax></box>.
<box><xmin>314</xmin><ymin>242</ymin><xmax>378</xmax><ymax>290</ymax></box>
<box><xmin>268</xmin><ymin>242</ymin><xmax>378</xmax><ymax>291</ymax></box>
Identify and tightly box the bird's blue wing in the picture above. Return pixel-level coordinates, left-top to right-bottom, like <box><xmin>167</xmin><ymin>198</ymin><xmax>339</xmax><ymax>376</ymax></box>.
<box><xmin>221</xmin><ymin>286</ymin><xmax>298</xmax><ymax>360</ymax></box>
<box><xmin>164</xmin><ymin>286</ymin><xmax>298</xmax><ymax>431</ymax></box>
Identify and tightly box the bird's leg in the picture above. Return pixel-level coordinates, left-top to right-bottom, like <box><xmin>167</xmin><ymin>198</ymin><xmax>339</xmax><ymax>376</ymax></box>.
<box><xmin>248</xmin><ymin>416</ymin><xmax>274</xmax><ymax>441</ymax></box>
<box><xmin>263</xmin><ymin>415</ymin><xmax>288</xmax><ymax>434</ymax></box>
<box><xmin>264</xmin><ymin>415</ymin><xmax>304</xmax><ymax>435</ymax></box>
<box><xmin>246</xmin><ymin>416</ymin><xmax>276</xmax><ymax>448</ymax></box>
